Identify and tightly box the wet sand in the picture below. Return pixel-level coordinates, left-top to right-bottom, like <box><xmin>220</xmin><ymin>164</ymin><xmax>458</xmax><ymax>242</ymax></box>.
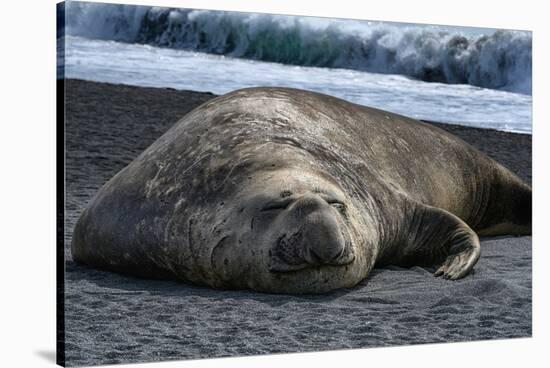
<box><xmin>62</xmin><ymin>79</ymin><xmax>531</xmax><ymax>366</ymax></box>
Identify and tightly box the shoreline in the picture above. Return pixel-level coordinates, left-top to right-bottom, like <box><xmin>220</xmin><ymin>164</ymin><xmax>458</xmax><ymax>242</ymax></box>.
<box><xmin>61</xmin><ymin>77</ymin><xmax>532</xmax><ymax>135</ymax></box>
<box><xmin>420</xmin><ymin>119</ymin><xmax>531</xmax><ymax>136</ymax></box>
<box><xmin>61</xmin><ymin>78</ymin><xmax>533</xmax><ymax>136</ymax></box>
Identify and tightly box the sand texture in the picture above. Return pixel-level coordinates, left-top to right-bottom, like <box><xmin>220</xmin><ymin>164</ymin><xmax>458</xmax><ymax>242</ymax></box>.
<box><xmin>62</xmin><ymin>79</ymin><xmax>531</xmax><ymax>366</ymax></box>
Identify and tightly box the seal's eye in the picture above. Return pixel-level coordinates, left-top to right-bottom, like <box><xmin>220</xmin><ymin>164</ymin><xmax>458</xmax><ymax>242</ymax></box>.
<box><xmin>261</xmin><ymin>198</ymin><xmax>293</xmax><ymax>212</ymax></box>
<box><xmin>328</xmin><ymin>200</ymin><xmax>346</xmax><ymax>213</ymax></box>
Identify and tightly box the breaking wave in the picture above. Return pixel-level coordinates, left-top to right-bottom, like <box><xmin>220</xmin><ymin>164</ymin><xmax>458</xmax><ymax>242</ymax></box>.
<box><xmin>63</xmin><ymin>2</ymin><xmax>532</xmax><ymax>94</ymax></box>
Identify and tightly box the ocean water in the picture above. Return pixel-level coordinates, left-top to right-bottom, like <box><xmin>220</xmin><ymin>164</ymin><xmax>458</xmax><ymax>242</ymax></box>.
<box><xmin>58</xmin><ymin>1</ymin><xmax>532</xmax><ymax>133</ymax></box>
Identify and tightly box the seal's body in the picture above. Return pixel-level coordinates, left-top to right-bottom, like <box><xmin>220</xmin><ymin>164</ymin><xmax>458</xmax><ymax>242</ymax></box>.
<box><xmin>72</xmin><ymin>87</ymin><xmax>531</xmax><ymax>293</ymax></box>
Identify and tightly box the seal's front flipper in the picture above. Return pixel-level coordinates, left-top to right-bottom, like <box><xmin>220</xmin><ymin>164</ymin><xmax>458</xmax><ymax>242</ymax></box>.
<box><xmin>432</xmin><ymin>225</ymin><xmax>480</xmax><ymax>280</ymax></box>
<box><xmin>385</xmin><ymin>201</ymin><xmax>481</xmax><ymax>280</ymax></box>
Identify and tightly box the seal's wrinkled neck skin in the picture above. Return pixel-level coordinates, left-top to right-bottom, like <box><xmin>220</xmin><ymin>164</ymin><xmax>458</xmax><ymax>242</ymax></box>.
<box><xmin>208</xmin><ymin>167</ymin><xmax>379</xmax><ymax>293</ymax></box>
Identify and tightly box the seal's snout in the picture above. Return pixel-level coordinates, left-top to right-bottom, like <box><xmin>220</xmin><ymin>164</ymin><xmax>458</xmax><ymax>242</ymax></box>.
<box><xmin>269</xmin><ymin>193</ymin><xmax>355</xmax><ymax>272</ymax></box>
<box><xmin>301</xmin><ymin>210</ymin><xmax>346</xmax><ymax>264</ymax></box>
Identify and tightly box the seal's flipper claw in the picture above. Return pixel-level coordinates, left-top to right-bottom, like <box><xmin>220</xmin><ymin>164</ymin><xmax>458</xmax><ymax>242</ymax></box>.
<box><xmin>433</xmin><ymin>266</ymin><xmax>445</xmax><ymax>277</ymax></box>
<box><xmin>442</xmin><ymin>244</ymin><xmax>480</xmax><ymax>280</ymax></box>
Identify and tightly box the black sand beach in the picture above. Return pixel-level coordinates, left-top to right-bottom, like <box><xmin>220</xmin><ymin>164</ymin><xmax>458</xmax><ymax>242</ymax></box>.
<box><xmin>62</xmin><ymin>79</ymin><xmax>531</xmax><ymax>366</ymax></box>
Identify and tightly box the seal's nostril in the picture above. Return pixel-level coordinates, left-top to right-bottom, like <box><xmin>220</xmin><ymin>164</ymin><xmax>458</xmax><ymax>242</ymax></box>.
<box><xmin>308</xmin><ymin>248</ymin><xmax>322</xmax><ymax>264</ymax></box>
<box><xmin>331</xmin><ymin>246</ymin><xmax>345</xmax><ymax>261</ymax></box>
<box><xmin>270</xmin><ymin>232</ymin><xmax>354</xmax><ymax>272</ymax></box>
<box><xmin>306</xmin><ymin>243</ymin><xmax>346</xmax><ymax>265</ymax></box>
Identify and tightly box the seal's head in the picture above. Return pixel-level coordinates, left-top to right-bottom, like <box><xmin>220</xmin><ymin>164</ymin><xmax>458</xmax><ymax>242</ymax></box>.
<box><xmin>208</xmin><ymin>167</ymin><xmax>376</xmax><ymax>294</ymax></box>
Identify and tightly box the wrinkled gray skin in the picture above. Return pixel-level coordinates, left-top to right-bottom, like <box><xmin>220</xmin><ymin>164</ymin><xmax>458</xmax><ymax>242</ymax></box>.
<box><xmin>72</xmin><ymin>87</ymin><xmax>531</xmax><ymax>294</ymax></box>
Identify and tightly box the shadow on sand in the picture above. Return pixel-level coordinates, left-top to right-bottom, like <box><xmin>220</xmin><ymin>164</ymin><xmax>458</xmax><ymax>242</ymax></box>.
<box><xmin>64</xmin><ymin>260</ymin><xmax>370</xmax><ymax>307</ymax></box>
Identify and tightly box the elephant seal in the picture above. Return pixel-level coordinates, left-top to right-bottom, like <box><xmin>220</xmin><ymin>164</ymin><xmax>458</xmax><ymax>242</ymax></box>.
<box><xmin>72</xmin><ymin>87</ymin><xmax>531</xmax><ymax>294</ymax></box>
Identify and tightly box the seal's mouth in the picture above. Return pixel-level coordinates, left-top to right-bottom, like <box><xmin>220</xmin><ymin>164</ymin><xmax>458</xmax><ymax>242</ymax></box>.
<box><xmin>268</xmin><ymin>231</ymin><xmax>355</xmax><ymax>273</ymax></box>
